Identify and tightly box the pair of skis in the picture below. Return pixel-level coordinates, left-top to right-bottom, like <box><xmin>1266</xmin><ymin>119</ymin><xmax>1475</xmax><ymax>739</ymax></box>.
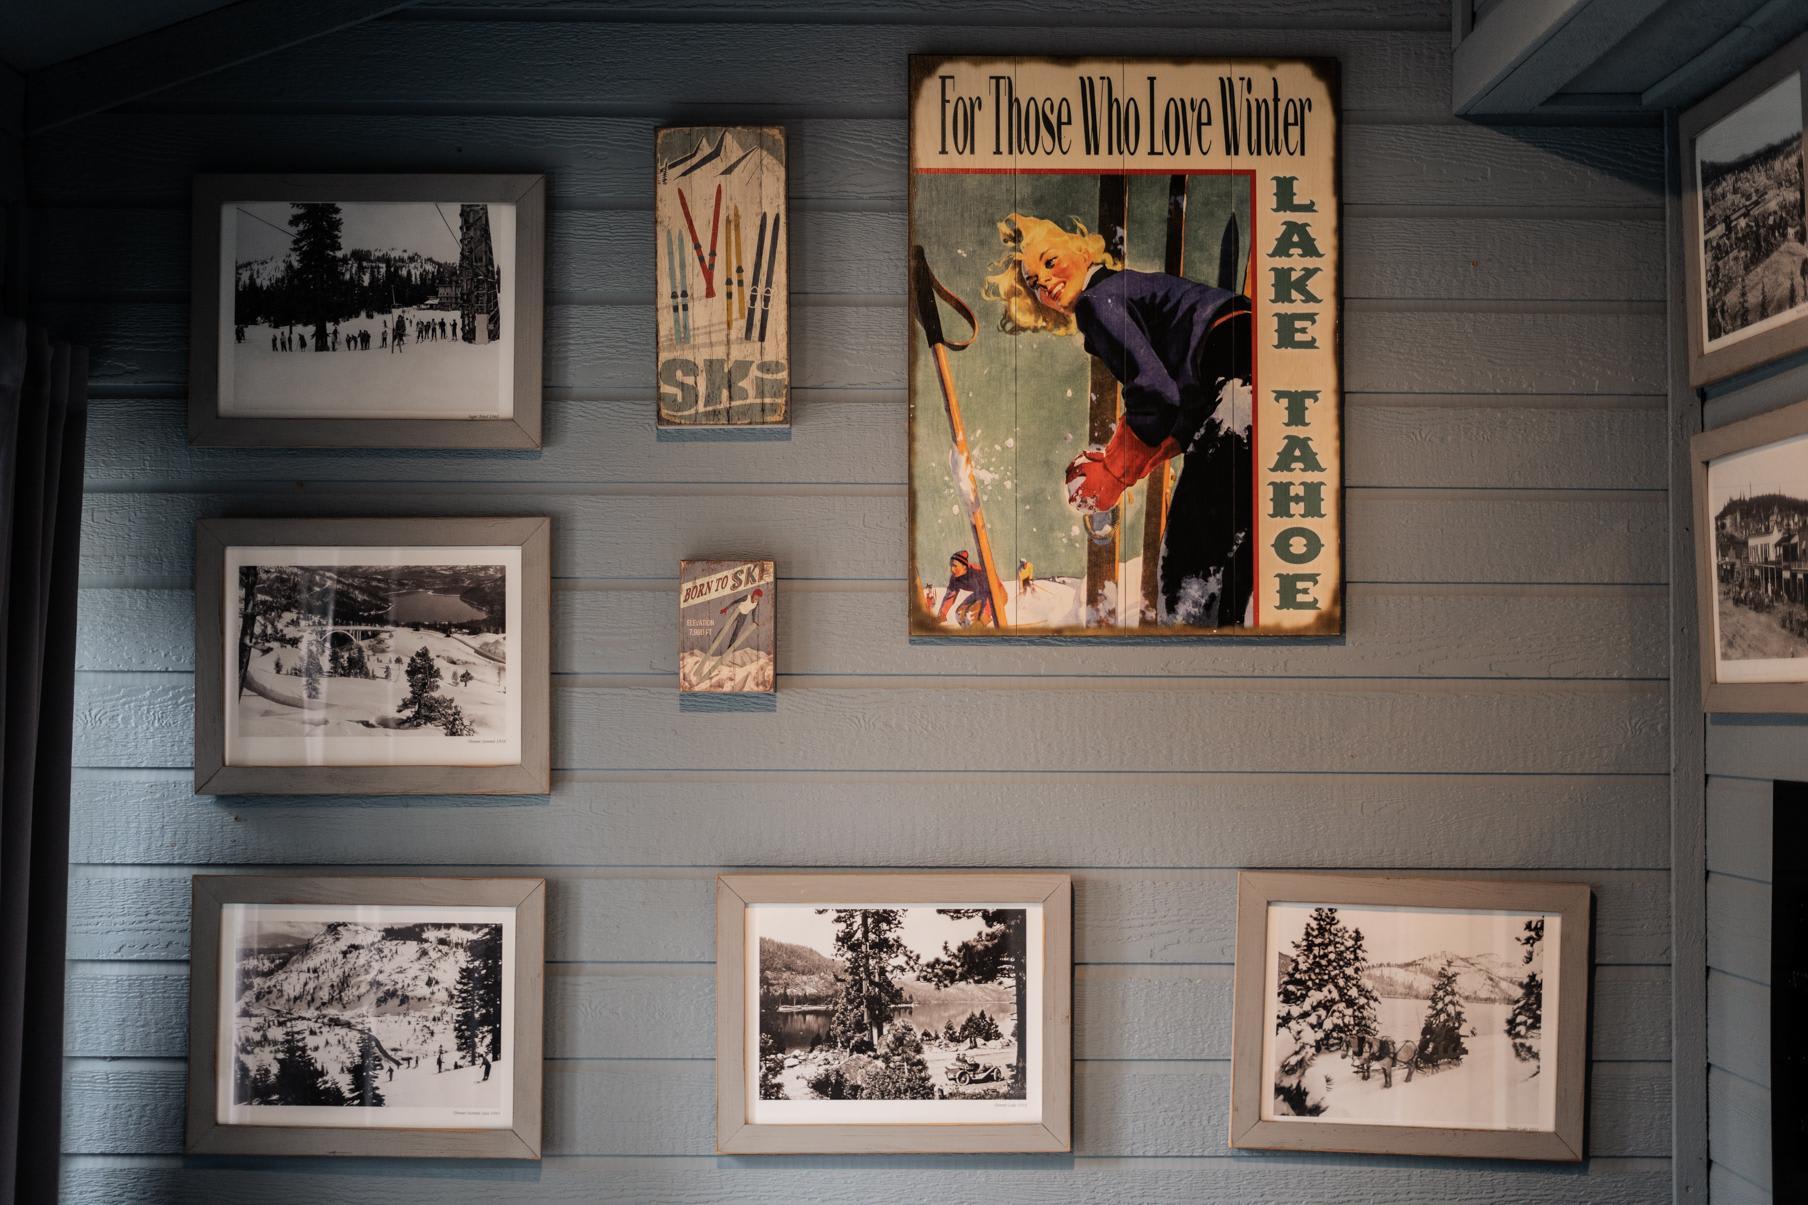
<box><xmin>743</xmin><ymin>211</ymin><xmax>780</xmax><ymax>343</ymax></box>
<box><xmin>665</xmin><ymin>226</ymin><xmax>692</xmax><ymax>345</ymax></box>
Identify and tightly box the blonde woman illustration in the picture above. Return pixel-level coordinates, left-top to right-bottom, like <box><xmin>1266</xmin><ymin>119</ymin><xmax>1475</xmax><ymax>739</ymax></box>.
<box><xmin>984</xmin><ymin>212</ymin><xmax>1253</xmax><ymax>627</ymax></box>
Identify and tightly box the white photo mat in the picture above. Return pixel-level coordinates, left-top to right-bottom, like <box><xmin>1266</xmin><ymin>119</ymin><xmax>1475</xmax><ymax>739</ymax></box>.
<box><xmin>221</xmin><ymin>544</ymin><xmax>523</xmax><ymax>768</ymax></box>
<box><xmin>743</xmin><ymin>902</ymin><xmax>1044</xmax><ymax>1127</ymax></box>
<box><xmin>216</xmin><ymin>200</ymin><xmax>518</xmax><ymax>420</ymax></box>
<box><xmin>215</xmin><ymin>902</ymin><xmax>516</xmax><ymax>1131</ymax></box>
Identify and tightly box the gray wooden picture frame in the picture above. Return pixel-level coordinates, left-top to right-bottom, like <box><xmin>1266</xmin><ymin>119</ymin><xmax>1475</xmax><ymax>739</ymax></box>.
<box><xmin>185</xmin><ymin>874</ymin><xmax>546</xmax><ymax>1159</ymax></box>
<box><xmin>1691</xmin><ymin>395</ymin><xmax>1808</xmax><ymax>713</ymax></box>
<box><xmin>1679</xmin><ymin>31</ymin><xmax>1808</xmax><ymax>388</ymax></box>
<box><xmin>1229</xmin><ymin>871</ymin><xmax>1592</xmax><ymax>1162</ymax></box>
<box><xmin>189</xmin><ymin>173</ymin><xmax>545</xmax><ymax>447</ymax></box>
<box><xmin>194</xmin><ymin>515</ymin><xmax>552</xmax><ymax>795</ymax></box>
<box><xmin>715</xmin><ymin>872</ymin><xmax>1072</xmax><ymax>1154</ymax></box>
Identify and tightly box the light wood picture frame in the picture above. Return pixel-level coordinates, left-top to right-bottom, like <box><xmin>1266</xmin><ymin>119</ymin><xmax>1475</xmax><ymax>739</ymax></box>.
<box><xmin>1679</xmin><ymin>31</ymin><xmax>1808</xmax><ymax>387</ymax></box>
<box><xmin>190</xmin><ymin>173</ymin><xmax>545</xmax><ymax>447</ymax></box>
<box><xmin>715</xmin><ymin>872</ymin><xmax>1071</xmax><ymax>1154</ymax></box>
<box><xmin>185</xmin><ymin>874</ymin><xmax>545</xmax><ymax>1159</ymax></box>
<box><xmin>194</xmin><ymin>515</ymin><xmax>551</xmax><ymax>795</ymax></box>
<box><xmin>1692</xmin><ymin>395</ymin><xmax>1808</xmax><ymax>713</ymax></box>
<box><xmin>1230</xmin><ymin>872</ymin><xmax>1591</xmax><ymax>1162</ymax></box>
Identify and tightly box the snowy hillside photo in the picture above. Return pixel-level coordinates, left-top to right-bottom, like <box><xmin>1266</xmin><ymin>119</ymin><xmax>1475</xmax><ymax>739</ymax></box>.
<box><xmin>221</xmin><ymin>546</ymin><xmax>522</xmax><ymax>768</ymax></box>
<box><xmin>1261</xmin><ymin>901</ymin><xmax>1559</xmax><ymax>1133</ymax></box>
<box><xmin>749</xmin><ymin>904</ymin><xmax>1044</xmax><ymax>1125</ymax></box>
<box><xmin>217</xmin><ymin>903</ymin><xmax>513</xmax><ymax>1129</ymax></box>
<box><xmin>218</xmin><ymin>198</ymin><xmax>515</xmax><ymax>419</ymax></box>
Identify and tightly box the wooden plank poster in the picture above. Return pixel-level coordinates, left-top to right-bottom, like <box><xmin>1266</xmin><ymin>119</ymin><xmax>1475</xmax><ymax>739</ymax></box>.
<box><xmin>678</xmin><ymin>559</ymin><xmax>775</xmax><ymax>693</ymax></box>
<box><xmin>656</xmin><ymin>126</ymin><xmax>789</xmax><ymax>426</ymax></box>
<box><xmin>907</xmin><ymin>58</ymin><xmax>1341</xmax><ymax>636</ymax></box>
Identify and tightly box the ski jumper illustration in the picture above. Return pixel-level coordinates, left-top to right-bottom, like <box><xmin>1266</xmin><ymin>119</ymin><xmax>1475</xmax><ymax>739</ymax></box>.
<box><xmin>983</xmin><ymin>213</ymin><xmax>1254</xmax><ymax>628</ymax></box>
<box><xmin>694</xmin><ymin>586</ymin><xmax>764</xmax><ymax>685</ymax></box>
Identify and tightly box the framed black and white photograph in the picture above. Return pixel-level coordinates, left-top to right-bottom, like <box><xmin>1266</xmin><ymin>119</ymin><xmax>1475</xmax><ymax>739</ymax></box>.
<box><xmin>1682</xmin><ymin>33</ymin><xmax>1808</xmax><ymax>386</ymax></box>
<box><xmin>1692</xmin><ymin>396</ymin><xmax>1808</xmax><ymax>713</ymax></box>
<box><xmin>716</xmin><ymin>873</ymin><xmax>1071</xmax><ymax>1154</ymax></box>
<box><xmin>185</xmin><ymin>875</ymin><xmax>545</xmax><ymax>1159</ymax></box>
<box><xmin>1231</xmin><ymin>872</ymin><xmax>1591</xmax><ymax>1162</ymax></box>
<box><xmin>190</xmin><ymin>174</ymin><xmax>544</xmax><ymax>447</ymax></box>
<box><xmin>194</xmin><ymin>516</ymin><xmax>550</xmax><ymax>795</ymax></box>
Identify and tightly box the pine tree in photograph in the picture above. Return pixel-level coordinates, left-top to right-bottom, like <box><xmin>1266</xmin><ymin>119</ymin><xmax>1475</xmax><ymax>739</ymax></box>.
<box><xmin>923</xmin><ymin>908</ymin><xmax>1028</xmax><ymax>1091</ymax></box>
<box><xmin>345</xmin><ymin>1031</ymin><xmax>387</xmax><ymax>1107</ymax></box>
<box><xmin>271</xmin><ymin>1027</ymin><xmax>345</xmax><ymax>1106</ymax></box>
<box><xmin>862</xmin><ymin>1023</ymin><xmax>934</xmax><ymax>1099</ymax></box>
<box><xmin>820</xmin><ymin>908</ymin><xmax>917</xmax><ymax>1050</ymax></box>
<box><xmin>398</xmin><ymin>646</ymin><xmax>445</xmax><ymax>725</ymax></box>
<box><xmin>288</xmin><ymin>202</ymin><xmax>344</xmax><ymax>352</ymax></box>
<box><xmin>302</xmin><ymin>635</ymin><xmax>325</xmax><ymax>700</ymax></box>
<box><xmin>1273</xmin><ymin>906</ymin><xmax>1379</xmax><ymax>1056</ymax></box>
<box><xmin>758</xmin><ymin>1032</ymin><xmax>787</xmax><ymax>1100</ymax></box>
<box><xmin>236</xmin><ymin>566</ymin><xmax>259</xmax><ymax>698</ymax></box>
<box><xmin>1417</xmin><ymin>961</ymin><xmax>1470</xmax><ymax>1067</ymax></box>
<box><xmin>1506</xmin><ymin>917</ymin><xmax>1545</xmax><ymax>1064</ymax></box>
<box><xmin>453</xmin><ymin>928</ymin><xmax>504</xmax><ymax>1065</ymax></box>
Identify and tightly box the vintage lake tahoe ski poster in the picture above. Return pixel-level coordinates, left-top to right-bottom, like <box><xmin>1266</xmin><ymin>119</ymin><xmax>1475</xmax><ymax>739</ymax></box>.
<box><xmin>656</xmin><ymin>126</ymin><xmax>789</xmax><ymax>426</ymax></box>
<box><xmin>907</xmin><ymin>58</ymin><xmax>1342</xmax><ymax>636</ymax></box>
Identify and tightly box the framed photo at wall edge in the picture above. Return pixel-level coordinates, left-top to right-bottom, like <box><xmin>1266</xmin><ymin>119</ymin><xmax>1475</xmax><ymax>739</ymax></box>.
<box><xmin>1680</xmin><ymin>33</ymin><xmax>1808</xmax><ymax>386</ymax></box>
<box><xmin>185</xmin><ymin>875</ymin><xmax>545</xmax><ymax>1159</ymax></box>
<box><xmin>190</xmin><ymin>173</ymin><xmax>545</xmax><ymax>447</ymax></box>
<box><xmin>715</xmin><ymin>872</ymin><xmax>1071</xmax><ymax>1154</ymax></box>
<box><xmin>1692</xmin><ymin>396</ymin><xmax>1808</xmax><ymax>713</ymax></box>
<box><xmin>194</xmin><ymin>516</ymin><xmax>551</xmax><ymax>795</ymax></box>
<box><xmin>1230</xmin><ymin>872</ymin><xmax>1591</xmax><ymax>1162</ymax></box>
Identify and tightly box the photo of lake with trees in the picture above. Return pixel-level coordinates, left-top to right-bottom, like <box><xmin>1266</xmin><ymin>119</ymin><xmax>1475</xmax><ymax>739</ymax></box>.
<box><xmin>754</xmin><ymin>906</ymin><xmax>1029</xmax><ymax>1104</ymax></box>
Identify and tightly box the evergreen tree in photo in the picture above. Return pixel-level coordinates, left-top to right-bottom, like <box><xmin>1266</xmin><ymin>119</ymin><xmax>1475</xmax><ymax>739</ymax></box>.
<box><xmin>1273</xmin><ymin>906</ymin><xmax>1379</xmax><ymax>1057</ymax></box>
<box><xmin>236</xmin><ymin>566</ymin><xmax>259</xmax><ymax>698</ymax></box>
<box><xmin>862</xmin><ymin>1024</ymin><xmax>934</xmax><ymax>1100</ymax></box>
<box><xmin>1506</xmin><ymin>917</ymin><xmax>1545</xmax><ymax>1065</ymax></box>
<box><xmin>302</xmin><ymin>635</ymin><xmax>325</xmax><ymax>700</ymax></box>
<box><xmin>398</xmin><ymin>646</ymin><xmax>445</xmax><ymax>725</ymax></box>
<box><xmin>942</xmin><ymin>1018</ymin><xmax>960</xmax><ymax>1045</ymax></box>
<box><xmin>923</xmin><ymin>908</ymin><xmax>1029</xmax><ymax>1093</ymax></box>
<box><xmin>957</xmin><ymin>1009</ymin><xmax>1003</xmax><ymax>1047</ymax></box>
<box><xmin>437</xmin><ymin>701</ymin><xmax>476</xmax><ymax>737</ymax></box>
<box><xmin>452</xmin><ymin>927</ymin><xmax>504</xmax><ymax>1065</ymax></box>
<box><xmin>1417</xmin><ymin>961</ymin><xmax>1469</xmax><ymax>1067</ymax></box>
<box><xmin>758</xmin><ymin>1032</ymin><xmax>787</xmax><ymax>1100</ymax></box>
<box><xmin>345</xmin><ymin>1031</ymin><xmax>387</xmax><ymax>1107</ymax></box>
<box><xmin>288</xmin><ymin>202</ymin><xmax>344</xmax><ymax>352</ymax></box>
<box><xmin>819</xmin><ymin>908</ymin><xmax>916</xmax><ymax>1051</ymax></box>
<box><xmin>270</xmin><ymin>1027</ymin><xmax>345</xmax><ymax>1106</ymax></box>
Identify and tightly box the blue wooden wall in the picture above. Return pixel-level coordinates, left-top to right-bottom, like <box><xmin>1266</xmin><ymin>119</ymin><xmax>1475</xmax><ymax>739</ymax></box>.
<box><xmin>36</xmin><ymin>1</ymin><xmax>1677</xmax><ymax>1200</ymax></box>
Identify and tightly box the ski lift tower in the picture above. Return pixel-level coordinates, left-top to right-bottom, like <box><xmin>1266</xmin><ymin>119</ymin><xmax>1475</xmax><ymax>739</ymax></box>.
<box><xmin>457</xmin><ymin>203</ymin><xmax>502</xmax><ymax>343</ymax></box>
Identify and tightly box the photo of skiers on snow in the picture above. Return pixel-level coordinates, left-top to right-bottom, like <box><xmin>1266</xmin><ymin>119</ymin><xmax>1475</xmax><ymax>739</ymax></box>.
<box><xmin>223</xmin><ymin>553</ymin><xmax>519</xmax><ymax>766</ymax></box>
<box><xmin>1262</xmin><ymin>903</ymin><xmax>1555</xmax><ymax>1131</ymax></box>
<box><xmin>221</xmin><ymin>198</ymin><xmax>513</xmax><ymax>419</ymax></box>
<box><xmin>753</xmin><ymin>905</ymin><xmax>1036</xmax><ymax>1120</ymax></box>
<box><xmin>222</xmin><ymin>906</ymin><xmax>510</xmax><ymax>1124</ymax></box>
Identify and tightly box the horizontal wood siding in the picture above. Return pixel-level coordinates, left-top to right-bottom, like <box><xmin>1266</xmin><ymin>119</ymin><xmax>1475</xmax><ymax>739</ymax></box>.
<box><xmin>39</xmin><ymin>1</ymin><xmax>1671</xmax><ymax>1200</ymax></box>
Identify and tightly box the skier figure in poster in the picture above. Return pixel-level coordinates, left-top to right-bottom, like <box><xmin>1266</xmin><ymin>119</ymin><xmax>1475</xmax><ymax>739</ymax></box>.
<box><xmin>936</xmin><ymin>549</ymin><xmax>995</xmax><ymax>627</ymax></box>
<box><xmin>984</xmin><ymin>213</ymin><xmax>1253</xmax><ymax>628</ymax></box>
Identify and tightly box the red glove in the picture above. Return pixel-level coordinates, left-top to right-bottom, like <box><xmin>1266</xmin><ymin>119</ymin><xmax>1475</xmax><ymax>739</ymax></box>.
<box><xmin>1065</xmin><ymin>424</ymin><xmax>1180</xmax><ymax>512</ymax></box>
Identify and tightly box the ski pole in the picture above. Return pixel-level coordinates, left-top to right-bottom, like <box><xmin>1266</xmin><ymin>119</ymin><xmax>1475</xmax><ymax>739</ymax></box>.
<box><xmin>909</xmin><ymin>244</ymin><xmax>1008</xmax><ymax>627</ymax></box>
